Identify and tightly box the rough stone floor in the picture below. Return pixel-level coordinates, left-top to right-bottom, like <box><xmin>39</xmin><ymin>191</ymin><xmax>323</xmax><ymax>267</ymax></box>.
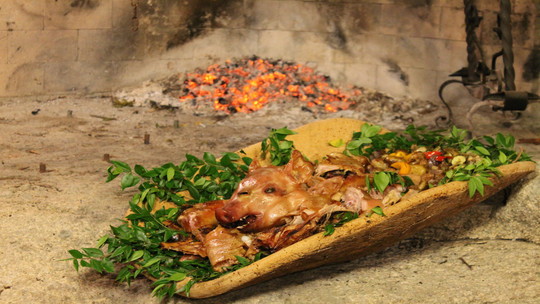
<box><xmin>0</xmin><ymin>89</ymin><xmax>538</xmax><ymax>303</ymax></box>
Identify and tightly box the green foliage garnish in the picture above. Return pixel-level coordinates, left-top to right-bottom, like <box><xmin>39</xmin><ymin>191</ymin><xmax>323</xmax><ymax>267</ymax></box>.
<box><xmin>367</xmin><ymin>206</ymin><xmax>386</xmax><ymax>217</ymax></box>
<box><xmin>66</xmin><ymin>151</ymin><xmax>253</xmax><ymax>299</ymax></box>
<box><xmin>366</xmin><ymin>172</ymin><xmax>414</xmax><ymax>195</ymax></box>
<box><xmin>324</xmin><ymin>211</ymin><xmax>359</xmax><ymax>236</ymax></box>
<box><xmin>329</xmin><ymin>138</ymin><xmax>345</xmax><ymax>147</ymax></box>
<box><xmin>345</xmin><ymin>124</ymin><xmax>529</xmax><ymax>197</ymax></box>
<box><xmin>261</xmin><ymin>127</ymin><xmax>297</xmax><ymax>166</ymax></box>
<box><xmin>106</xmin><ymin>152</ymin><xmax>251</xmax><ymax>205</ymax></box>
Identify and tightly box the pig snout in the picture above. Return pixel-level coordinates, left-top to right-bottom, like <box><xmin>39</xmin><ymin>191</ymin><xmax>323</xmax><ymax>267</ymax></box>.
<box><xmin>215</xmin><ymin>201</ymin><xmax>258</xmax><ymax>230</ymax></box>
<box><xmin>215</xmin><ymin>207</ymin><xmax>236</xmax><ymax>225</ymax></box>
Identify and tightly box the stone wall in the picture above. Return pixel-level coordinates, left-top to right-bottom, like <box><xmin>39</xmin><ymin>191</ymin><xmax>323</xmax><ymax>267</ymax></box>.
<box><xmin>0</xmin><ymin>0</ymin><xmax>538</xmax><ymax>100</ymax></box>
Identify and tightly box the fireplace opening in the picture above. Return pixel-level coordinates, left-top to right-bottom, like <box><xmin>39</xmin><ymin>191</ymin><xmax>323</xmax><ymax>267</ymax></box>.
<box><xmin>1</xmin><ymin>1</ymin><xmax>539</xmax><ymax>303</ymax></box>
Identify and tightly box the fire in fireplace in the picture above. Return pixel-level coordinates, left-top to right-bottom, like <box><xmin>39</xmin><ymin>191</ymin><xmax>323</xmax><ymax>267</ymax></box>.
<box><xmin>177</xmin><ymin>56</ymin><xmax>363</xmax><ymax>114</ymax></box>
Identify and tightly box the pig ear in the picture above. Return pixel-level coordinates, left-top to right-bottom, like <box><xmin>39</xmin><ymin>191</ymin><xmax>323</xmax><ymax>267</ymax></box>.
<box><xmin>248</xmin><ymin>158</ymin><xmax>261</xmax><ymax>172</ymax></box>
<box><xmin>283</xmin><ymin>150</ymin><xmax>314</xmax><ymax>183</ymax></box>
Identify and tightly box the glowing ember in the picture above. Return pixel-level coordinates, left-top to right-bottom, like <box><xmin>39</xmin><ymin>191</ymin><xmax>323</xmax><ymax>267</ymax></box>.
<box><xmin>178</xmin><ymin>56</ymin><xmax>361</xmax><ymax>113</ymax></box>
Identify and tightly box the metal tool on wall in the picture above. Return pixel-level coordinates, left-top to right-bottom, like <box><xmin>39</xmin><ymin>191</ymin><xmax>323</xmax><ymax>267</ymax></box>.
<box><xmin>437</xmin><ymin>0</ymin><xmax>539</xmax><ymax>130</ymax></box>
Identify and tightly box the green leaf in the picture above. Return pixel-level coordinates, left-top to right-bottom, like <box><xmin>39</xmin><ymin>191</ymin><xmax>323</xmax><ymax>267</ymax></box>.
<box><xmin>130</xmin><ymin>250</ymin><xmax>145</xmax><ymax>262</ymax></box>
<box><xmin>496</xmin><ymin>133</ymin><xmax>506</xmax><ymax>147</ymax></box>
<box><xmin>82</xmin><ymin>248</ymin><xmax>104</xmax><ymax>258</ymax></box>
<box><xmin>68</xmin><ymin>249</ymin><xmax>84</xmax><ymax>259</ymax></box>
<box><xmin>361</xmin><ymin>124</ymin><xmax>382</xmax><ymax>137</ymax></box>
<box><xmin>166</xmin><ymin>167</ymin><xmax>175</xmax><ymax>181</ymax></box>
<box><xmin>477</xmin><ymin>176</ymin><xmax>493</xmax><ymax>187</ymax></box>
<box><xmin>102</xmin><ymin>259</ymin><xmax>115</xmax><ymax>273</ymax></box>
<box><xmin>273</xmin><ymin>127</ymin><xmax>297</xmax><ymax>135</ymax></box>
<box><xmin>323</xmin><ymin>223</ymin><xmax>335</xmax><ymax>236</ymax></box>
<box><xmin>168</xmin><ymin>272</ymin><xmax>187</xmax><ymax>282</ymax></box>
<box><xmin>96</xmin><ymin>235</ymin><xmax>108</xmax><ymax>248</ymax></box>
<box><xmin>475</xmin><ymin>146</ymin><xmax>490</xmax><ymax>156</ymax></box>
<box><xmin>499</xmin><ymin>151</ymin><xmax>507</xmax><ymax>164</ymax></box>
<box><xmin>468</xmin><ymin>176</ymin><xmax>484</xmax><ymax>197</ymax></box>
<box><xmin>371</xmin><ymin>206</ymin><xmax>386</xmax><ymax>216</ymax></box>
<box><xmin>121</xmin><ymin>173</ymin><xmax>140</xmax><ymax>190</ymax></box>
<box><xmin>73</xmin><ymin>259</ymin><xmax>79</xmax><ymax>271</ymax></box>
<box><xmin>235</xmin><ymin>255</ymin><xmax>251</xmax><ymax>266</ymax></box>
<box><xmin>80</xmin><ymin>260</ymin><xmax>90</xmax><ymax>268</ymax></box>
<box><xmin>346</xmin><ymin>138</ymin><xmax>371</xmax><ymax>150</ymax></box>
<box><xmin>89</xmin><ymin>259</ymin><xmax>103</xmax><ymax>273</ymax></box>
<box><xmin>110</xmin><ymin>160</ymin><xmax>131</xmax><ymax>172</ymax></box>
<box><xmin>329</xmin><ymin>138</ymin><xmax>345</xmax><ymax>147</ymax></box>
<box><xmin>373</xmin><ymin>172</ymin><xmax>390</xmax><ymax>194</ymax></box>
<box><xmin>142</xmin><ymin>257</ymin><xmax>162</xmax><ymax>268</ymax></box>
<box><xmin>203</xmin><ymin>152</ymin><xmax>217</xmax><ymax>165</ymax></box>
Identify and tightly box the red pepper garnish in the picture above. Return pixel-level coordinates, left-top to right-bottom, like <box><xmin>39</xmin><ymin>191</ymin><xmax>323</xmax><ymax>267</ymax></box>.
<box><xmin>424</xmin><ymin>151</ymin><xmax>442</xmax><ymax>159</ymax></box>
<box><xmin>425</xmin><ymin>151</ymin><xmax>453</xmax><ymax>162</ymax></box>
<box><xmin>435</xmin><ymin>155</ymin><xmax>452</xmax><ymax>162</ymax></box>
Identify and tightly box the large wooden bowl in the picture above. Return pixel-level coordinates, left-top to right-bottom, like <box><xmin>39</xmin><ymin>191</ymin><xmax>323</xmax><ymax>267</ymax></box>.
<box><xmin>169</xmin><ymin>118</ymin><xmax>535</xmax><ymax>298</ymax></box>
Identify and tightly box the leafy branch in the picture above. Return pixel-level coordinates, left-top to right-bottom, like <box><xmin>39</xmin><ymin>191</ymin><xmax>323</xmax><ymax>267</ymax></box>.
<box><xmin>261</xmin><ymin>127</ymin><xmax>297</xmax><ymax>166</ymax></box>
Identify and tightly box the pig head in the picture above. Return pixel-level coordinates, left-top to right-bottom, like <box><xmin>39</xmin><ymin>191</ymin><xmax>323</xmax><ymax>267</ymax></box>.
<box><xmin>215</xmin><ymin>150</ymin><xmax>326</xmax><ymax>232</ymax></box>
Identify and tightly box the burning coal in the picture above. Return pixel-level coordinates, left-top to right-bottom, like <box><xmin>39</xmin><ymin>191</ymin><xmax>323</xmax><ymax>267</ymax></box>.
<box><xmin>178</xmin><ymin>56</ymin><xmax>362</xmax><ymax>114</ymax></box>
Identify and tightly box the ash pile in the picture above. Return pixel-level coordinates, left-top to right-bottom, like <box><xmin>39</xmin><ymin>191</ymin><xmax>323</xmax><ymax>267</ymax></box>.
<box><xmin>112</xmin><ymin>56</ymin><xmax>440</xmax><ymax>129</ymax></box>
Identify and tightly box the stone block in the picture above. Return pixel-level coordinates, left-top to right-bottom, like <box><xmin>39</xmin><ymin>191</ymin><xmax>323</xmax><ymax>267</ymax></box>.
<box><xmin>43</xmin><ymin>60</ymin><xmax>122</xmax><ymax>94</ymax></box>
<box><xmin>78</xmin><ymin>29</ymin><xmax>145</xmax><ymax>62</ymax></box>
<box><xmin>278</xmin><ymin>1</ymin><xmax>326</xmax><ymax>32</ymax></box>
<box><xmin>44</xmin><ymin>0</ymin><xmax>112</xmax><ymax>30</ymax></box>
<box><xmin>394</xmin><ymin>36</ymin><xmax>450</xmax><ymax>70</ymax></box>
<box><xmin>0</xmin><ymin>1</ymin><xmax>44</xmax><ymax>31</ymax></box>
<box><xmin>340</xmin><ymin>2</ymin><xmax>382</xmax><ymax>34</ymax></box>
<box><xmin>211</xmin><ymin>0</ymin><xmax>246</xmax><ymax>30</ymax></box>
<box><xmin>391</xmin><ymin>37</ymin><xmax>467</xmax><ymax>73</ymax></box>
<box><xmin>315</xmin><ymin>61</ymin><xmax>346</xmax><ymax>85</ymax></box>
<box><xmin>359</xmin><ymin>33</ymin><xmax>396</xmax><ymax>64</ymax></box>
<box><xmin>510</xmin><ymin>0</ymin><xmax>536</xmax><ymax>14</ymax></box>
<box><xmin>476</xmin><ymin>0</ymin><xmax>535</xmax><ymax>14</ymax></box>
<box><xmin>159</xmin><ymin>43</ymin><xmax>195</xmax><ymax>61</ymax></box>
<box><xmin>0</xmin><ymin>62</ymin><xmax>44</xmax><ymax>96</ymax></box>
<box><xmin>475</xmin><ymin>0</ymin><xmax>501</xmax><ymax>12</ymax></box>
<box><xmin>0</xmin><ymin>31</ymin><xmax>7</xmax><ymax>64</ymax></box>
<box><xmin>292</xmin><ymin>32</ymin><xmax>333</xmax><ymax>63</ymax></box>
<box><xmin>343</xmin><ymin>62</ymin><xmax>377</xmax><ymax>89</ymax></box>
<box><xmin>431</xmin><ymin>0</ymin><xmax>464</xmax><ymax>8</ymax></box>
<box><xmin>188</xmin><ymin>29</ymin><xmax>258</xmax><ymax>61</ymax></box>
<box><xmin>332</xmin><ymin>45</ymin><xmax>362</xmax><ymax>65</ymax></box>
<box><xmin>445</xmin><ymin>40</ymin><xmax>468</xmax><ymax>72</ymax></box>
<box><xmin>7</xmin><ymin>30</ymin><xmax>78</xmax><ymax>65</ymax></box>
<box><xmin>257</xmin><ymin>30</ymin><xmax>296</xmax><ymax>61</ymax></box>
<box><xmin>379</xmin><ymin>3</ymin><xmax>441</xmax><ymax>39</ymax></box>
<box><xmin>401</xmin><ymin>67</ymin><xmax>439</xmax><ymax>100</ymax></box>
<box><xmin>112</xmin><ymin>0</ymin><xmax>133</xmax><ymax>29</ymax></box>
<box><xmin>375</xmin><ymin>64</ymin><xmax>408</xmax><ymax>97</ymax></box>
<box><xmin>440</xmin><ymin>6</ymin><xmax>466</xmax><ymax>41</ymax></box>
<box><xmin>513</xmin><ymin>46</ymin><xmax>538</xmax><ymax>85</ymax></box>
<box><xmin>245</xmin><ymin>0</ymin><xmax>281</xmax><ymax>30</ymax></box>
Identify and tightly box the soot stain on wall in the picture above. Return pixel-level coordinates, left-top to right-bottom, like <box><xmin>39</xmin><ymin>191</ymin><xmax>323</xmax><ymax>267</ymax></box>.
<box><xmin>522</xmin><ymin>47</ymin><xmax>540</xmax><ymax>81</ymax></box>
<box><xmin>138</xmin><ymin>0</ymin><xmax>239</xmax><ymax>50</ymax></box>
<box><xmin>70</xmin><ymin>0</ymin><xmax>100</xmax><ymax>9</ymax></box>
<box><xmin>326</xmin><ymin>22</ymin><xmax>348</xmax><ymax>50</ymax></box>
<box><xmin>383</xmin><ymin>59</ymin><xmax>410</xmax><ymax>86</ymax></box>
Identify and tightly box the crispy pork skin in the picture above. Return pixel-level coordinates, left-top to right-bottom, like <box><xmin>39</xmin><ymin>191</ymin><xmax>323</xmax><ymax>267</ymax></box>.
<box><xmin>178</xmin><ymin>200</ymin><xmax>226</xmax><ymax>241</ymax></box>
<box><xmin>204</xmin><ymin>226</ymin><xmax>246</xmax><ymax>271</ymax></box>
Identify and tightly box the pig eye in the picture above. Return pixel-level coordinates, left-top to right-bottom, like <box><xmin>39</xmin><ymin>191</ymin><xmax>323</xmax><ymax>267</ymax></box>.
<box><xmin>264</xmin><ymin>187</ymin><xmax>276</xmax><ymax>193</ymax></box>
